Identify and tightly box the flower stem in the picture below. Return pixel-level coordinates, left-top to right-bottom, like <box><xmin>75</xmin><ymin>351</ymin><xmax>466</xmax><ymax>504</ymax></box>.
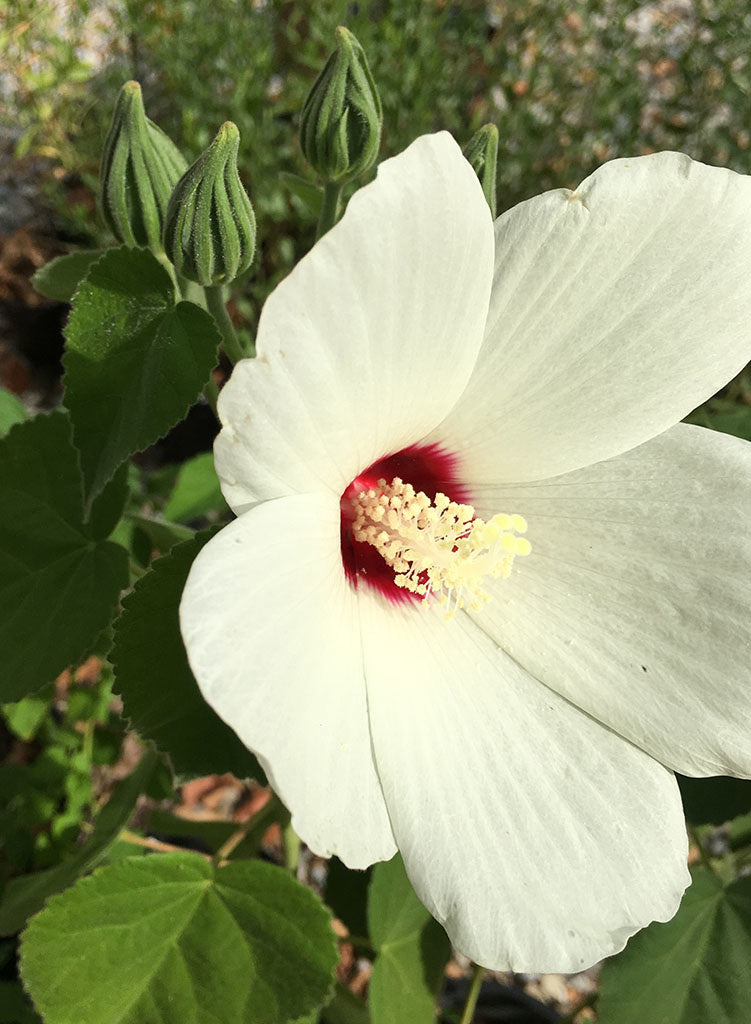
<box><xmin>120</xmin><ymin>829</ymin><xmax>211</xmax><ymax>861</ymax></box>
<box><xmin>213</xmin><ymin>824</ymin><xmax>251</xmax><ymax>865</ymax></box>
<box><xmin>283</xmin><ymin>820</ymin><xmax>301</xmax><ymax>874</ymax></box>
<box><xmin>316</xmin><ymin>181</ymin><xmax>343</xmax><ymax>240</ymax></box>
<box><xmin>205</xmin><ymin>285</ymin><xmax>246</xmax><ymax>364</ymax></box>
<box><xmin>155</xmin><ymin>248</ymin><xmax>180</xmax><ymax>301</ymax></box>
<box><xmin>459</xmin><ymin>963</ymin><xmax>484</xmax><ymax>1024</ymax></box>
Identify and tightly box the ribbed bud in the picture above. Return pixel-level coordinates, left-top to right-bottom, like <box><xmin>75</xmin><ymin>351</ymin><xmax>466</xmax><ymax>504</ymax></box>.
<box><xmin>163</xmin><ymin>122</ymin><xmax>256</xmax><ymax>287</ymax></box>
<box><xmin>463</xmin><ymin>124</ymin><xmax>499</xmax><ymax>219</ymax></box>
<box><xmin>99</xmin><ymin>81</ymin><xmax>187</xmax><ymax>251</ymax></box>
<box><xmin>300</xmin><ymin>26</ymin><xmax>382</xmax><ymax>183</ymax></box>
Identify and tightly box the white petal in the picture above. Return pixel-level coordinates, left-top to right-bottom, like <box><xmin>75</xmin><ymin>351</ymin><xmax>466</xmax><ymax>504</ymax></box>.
<box><xmin>468</xmin><ymin>423</ymin><xmax>751</xmax><ymax>777</ymax></box>
<box><xmin>179</xmin><ymin>493</ymin><xmax>396</xmax><ymax>867</ymax></box>
<box><xmin>359</xmin><ymin>590</ymin><xmax>688</xmax><ymax>973</ymax></box>
<box><xmin>430</xmin><ymin>152</ymin><xmax>751</xmax><ymax>482</ymax></box>
<box><xmin>215</xmin><ymin>132</ymin><xmax>494</xmax><ymax>514</ymax></box>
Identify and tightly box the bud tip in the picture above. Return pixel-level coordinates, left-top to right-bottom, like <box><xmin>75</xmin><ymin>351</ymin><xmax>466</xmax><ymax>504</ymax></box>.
<box><xmin>218</xmin><ymin>121</ymin><xmax>240</xmax><ymax>143</ymax></box>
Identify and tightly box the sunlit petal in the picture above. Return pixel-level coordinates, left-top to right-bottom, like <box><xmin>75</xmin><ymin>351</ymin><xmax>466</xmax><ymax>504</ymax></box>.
<box><xmin>431</xmin><ymin>152</ymin><xmax>751</xmax><ymax>481</ymax></box>
<box><xmin>468</xmin><ymin>423</ymin><xmax>751</xmax><ymax>777</ymax></box>
<box><xmin>360</xmin><ymin>591</ymin><xmax>688</xmax><ymax>972</ymax></box>
<box><xmin>216</xmin><ymin>132</ymin><xmax>494</xmax><ymax>513</ymax></box>
<box><xmin>180</xmin><ymin>494</ymin><xmax>396</xmax><ymax>867</ymax></box>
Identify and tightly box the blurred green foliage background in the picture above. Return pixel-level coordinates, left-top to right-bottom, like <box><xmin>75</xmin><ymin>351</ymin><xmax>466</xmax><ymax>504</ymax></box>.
<box><xmin>5</xmin><ymin>0</ymin><xmax>751</xmax><ymax>320</ymax></box>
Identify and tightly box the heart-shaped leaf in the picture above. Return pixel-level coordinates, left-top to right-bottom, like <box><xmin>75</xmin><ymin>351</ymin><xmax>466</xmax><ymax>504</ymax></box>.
<box><xmin>20</xmin><ymin>853</ymin><xmax>338</xmax><ymax>1024</ymax></box>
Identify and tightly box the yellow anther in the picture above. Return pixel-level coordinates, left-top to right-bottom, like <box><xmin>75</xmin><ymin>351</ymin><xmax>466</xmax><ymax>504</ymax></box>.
<box><xmin>350</xmin><ymin>477</ymin><xmax>531</xmax><ymax>621</ymax></box>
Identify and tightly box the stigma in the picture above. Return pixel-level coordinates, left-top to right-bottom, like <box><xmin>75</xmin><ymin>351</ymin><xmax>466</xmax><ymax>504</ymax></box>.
<box><xmin>350</xmin><ymin>477</ymin><xmax>530</xmax><ymax>619</ymax></box>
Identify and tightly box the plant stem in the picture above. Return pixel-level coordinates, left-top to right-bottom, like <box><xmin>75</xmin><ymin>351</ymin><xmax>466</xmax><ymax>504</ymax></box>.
<box><xmin>120</xmin><ymin>829</ymin><xmax>211</xmax><ymax>861</ymax></box>
<box><xmin>205</xmin><ymin>285</ymin><xmax>246</xmax><ymax>364</ymax></box>
<box><xmin>283</xmin><ymin>820</ymin><xmax>301</xmax><ymax>874</ymax></box>
<box><xmin>316</xmin><ymin>181</ymin><xmax>343</xmax><ymax>240</ymax></box>
<box><xmin>82</xmin><ymin>716</ymin><xmax>95</xmax><ymax>765</ymax></box>
<box><xmin>155</xmin><ymin>248</ymin><xmax>180</xmax><ymax>301</ymax></box>
<box><xmin>459</xmin><ymin>963</ymin><xmax>484</xmax><ymax>1024</ymax></box>
<box><xmin>213</xmin><ymin>824</ymin><xmax>251</xmax><ymax>865</ymax></box>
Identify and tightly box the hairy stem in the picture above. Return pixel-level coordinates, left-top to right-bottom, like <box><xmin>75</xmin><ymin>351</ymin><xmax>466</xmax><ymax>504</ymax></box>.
<box><xmin>205</xmin><ymin>285</ymin><xmax>246</xmax><ymax>364</ymax></box>
<box><xmin>316</xmin><ymin>181</ymin><xmax>343</xmax><ymax>240</ymax></box>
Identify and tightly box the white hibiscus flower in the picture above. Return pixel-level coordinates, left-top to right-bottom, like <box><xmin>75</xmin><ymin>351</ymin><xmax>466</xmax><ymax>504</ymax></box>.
<box><xmin>180</xmin><ymin>132</ymin><xmax>751</xmax><ymax>972</ymax></box>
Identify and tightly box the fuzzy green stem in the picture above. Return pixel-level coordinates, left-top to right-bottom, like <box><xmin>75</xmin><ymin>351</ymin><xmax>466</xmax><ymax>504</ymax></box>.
<box><xmin>283</xmin><ymin>820</ymin><xmax>301</xmax><ymax>874</ymax></box>
<box><xmin>205</xmin><ymin>285</ymin><xmax>246</xmax><ymax>364</ymax></box>
<box><xmin>213</xmin><ymin>823</ymin><xmax>250</xmax><ymax>865</ymax></box>
<box><xmin>316</xmin><ymin>181</ymin><xmax>343</xmax><ymax>240</ymax></box>
<box><xmin>155</xmin><ymin>249</ymin><xmax>180</xmax><ymax>301</ymax></box>
<box><xmin>459</xmin><ymin>963</ymin><xmax>484</xmax><ymax>1024</ymax></box>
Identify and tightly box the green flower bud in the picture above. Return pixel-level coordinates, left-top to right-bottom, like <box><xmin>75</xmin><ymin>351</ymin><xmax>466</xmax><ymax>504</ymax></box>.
<box><xmin>163</xmin><ymin>121</ymin><xmax>256</xmax><ymax>287</ymax></box>
<box><xmin>463</xmin><ymin>124</ymin><xmax>499</xmax><ymax>219</ymax></box>
<box><xmin>300</xmin><ymin>26</ymin><xmax>382</xmax><ymax>184</ymax></box>
<box><xmin>99</xmin><ymin>81</ymin><xmax>187</xmax><ymax>251</ymax></box>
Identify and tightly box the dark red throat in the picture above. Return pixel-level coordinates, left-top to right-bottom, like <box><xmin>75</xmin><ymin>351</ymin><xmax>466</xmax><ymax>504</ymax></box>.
<box><xmin>339</xmin><ymin>442</ymin><xmax>471</xmax><ymax>604</ymax></box>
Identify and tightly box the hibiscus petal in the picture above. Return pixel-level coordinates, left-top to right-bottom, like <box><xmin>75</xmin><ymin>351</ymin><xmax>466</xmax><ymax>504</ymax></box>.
<box><xmin>359</xmin><ymin>590</ymin><xmax>688</xmax><ymax>973</ymax></box>
<box><xmin>215</xmin><ymin>132</ymin><xmax>494</xmax><ymax>514</ymax></box>
<box><xmin>468</xmin><ymin>422</ymin><xmax>751</xmax><ymax>777</ymax></box>
<box><xmin>179</xmin><ymin>493</ymin><xmax>396</xmax><ymax>867</ymax></box>
<box><xmin>430</xmin><ymin>152</ymin><xmax>751</xmax><ymax>482</ymax></box>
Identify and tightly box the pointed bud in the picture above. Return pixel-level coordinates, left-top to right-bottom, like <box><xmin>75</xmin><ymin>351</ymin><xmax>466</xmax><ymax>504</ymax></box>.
<box><xmin>463</xmin><ymin>124</ymin><xmax>499</xmax><ymax>219</ymax></box>
<box><xmin>300</xmin><ymin>26</ymin><xmax>382</xmax><ymax>184</ymax></box>
<box><xmin>163</xmin><ymin>122</ymin><xmax>256</xmax><ymax>287</ymax></box>
<box><xmin>99</xmin><ymin>81</ymin><xmax>187</xmax><ymax>251</ymax></box>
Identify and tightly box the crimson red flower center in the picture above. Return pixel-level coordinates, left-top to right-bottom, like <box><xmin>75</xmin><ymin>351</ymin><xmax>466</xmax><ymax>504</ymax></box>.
<box><xmin>340</xmin><ymin>443</ymin><xmax>471</xmax><ymax>604</ymax></box>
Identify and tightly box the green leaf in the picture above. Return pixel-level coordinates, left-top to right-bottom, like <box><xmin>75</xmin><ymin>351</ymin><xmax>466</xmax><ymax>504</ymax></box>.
<box><xmin>63</xmin><ymin>247</ymin><xmax>220</xmax><ymax>501</ymax></box>
<box><xmin>0</xmin><ymin>387</ymin><xmax>26</xmax><ymax>437</ymax></box>
<box><xmin>112</xmin><ymin>530</ymin><xmax>264</xmax><ymax>781</ymax></box>
<box><xmin>678</xmin><ymin>775</ymin><xmax>751</xmax><ymax>826</ymax></box>
<box><xmin>2</xmin><ymin>689</ymin><xmax>51</xmax><ymax>742</ymax></box>
<box><xmin>87</xmin><ymin>461</ymin><xmax>131</xmax><ymax>541</ymax></box>
<box><xmin>20</xmin><ymin>853</ymin><xmax>339</xmax><ymax>1024</ymax></box>
<box><xmin>31</xmin><ymin>249</ymin><xmax>106</xmax><ymax>302</ymax></box>
<box><xmin>599</xmin><ymin>869</ymin><xmax>751</xmax><ymax>1024</ymax></box>
<box><xmin>0</xmin><ymin>413</ymin><xmax>129</xmax><ymax>702</ymax></box>
<box><xmin>367</xmin><ymin>854</ymin><xmax>450</xmax><ymax>1024</ymax></box>
<box><xmin>0</xmin><ymin>747</ymin><xmax>159</xmax><ymax>937</ymax></box>
<box><xmin>163</xmin><ymin>451</ymin><xmax>229</xmax><ymax>523</ymax></box>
